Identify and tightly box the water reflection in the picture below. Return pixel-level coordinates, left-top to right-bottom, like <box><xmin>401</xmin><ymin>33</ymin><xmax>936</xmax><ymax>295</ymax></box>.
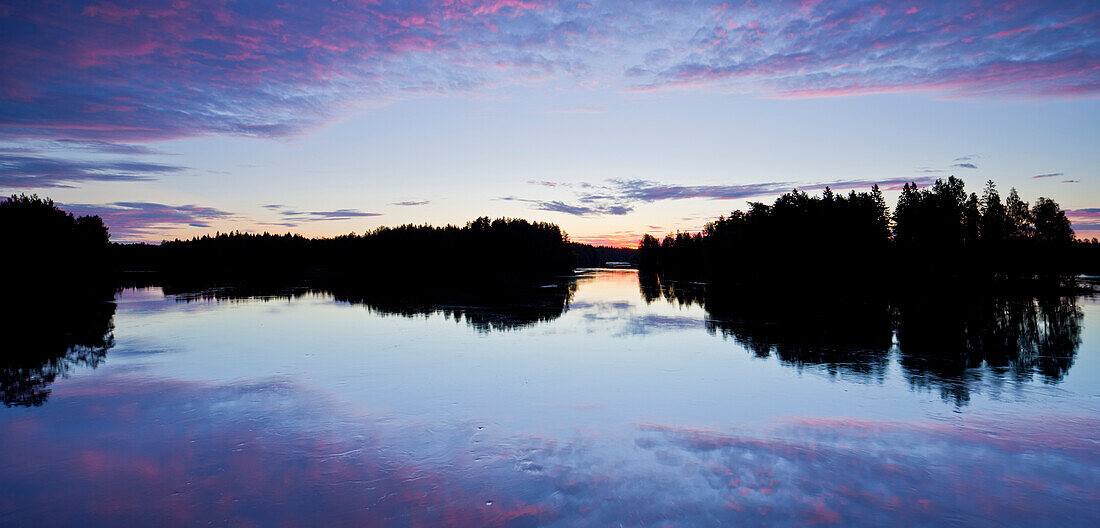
<box><xmin>1</xmin><ymin>284</ymin><xmax>116</xmax><ymax>406</ymax></box>
<box><xmin>896</xmin><ymin>294</ymin><xmax>1083</xmax><ymax>405</ymax></box>
<box><xmin>2</xmin><ymin>272</ymin><xmax>1091</xmax><ymax>409</ymax></box>
<box><xmin>162</xmin><ymin>279</ymin><xmax>577</xmax><ymax>333</ymax></box>
<box><xmin>0</xmin><ymin>277</ymin><xmax>577</xmax><ymax>406</ymax></box>
<box><xmin>640</xmin><ymin>275</ymin><xmax>1087</xmax><ymax>405</ymax></box>
<box><xmin>1</xmin><ymin>270</ymin><xmax>1097</xmax><ymax>526</ymax></box>
<box><xmin>2</xmin><ymin>373</ymin><xmax>1095</xmax><ymax>527</ymax></box>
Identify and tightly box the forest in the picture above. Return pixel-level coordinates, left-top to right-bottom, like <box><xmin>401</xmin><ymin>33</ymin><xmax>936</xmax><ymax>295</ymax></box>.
<box><xmin>1</xmin><ymin>187</ymin><xmax>1094</xmax><ymax>406</ymax></box>
<box><xmin>0</xmin><ymin>194</ymin><xmax>111</xmax><ymax>282</ymax></box>
<box><xmin>116</xmin><ymin>217</ymin><xmax>576</xmax><ymax>283</ymax></box>
<box><xmin>3</xmin><ymin>179</ymin><xmax>1096</xmax><ymax>290</ymax></box>
<box><xmin>2</xmin><ymin>195</ymin><xmax>635</xmax><ymax>286</ymax></box>
<box><xmin>638</xmin><ymin>178</ymin><xmax>1097</xmax><ymax>287</ymax></box>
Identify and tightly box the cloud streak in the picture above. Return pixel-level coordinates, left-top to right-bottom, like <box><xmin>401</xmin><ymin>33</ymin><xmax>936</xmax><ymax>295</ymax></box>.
<box><xmin>511</xmin><ymin>177</ymin><xmax>934</xmax><ymax>217</ymax></box>
<box><xmin>264</xmin><ymin>204</ymin><xmax>382</xmax><ymax>222</ymax></box>
<box><xmin>0</xmin><ymin>153</ymin><xmax>186</xmax><ymax>188</ymax></box>
<box><xmin>61</xmin><ymin>201</ymin><xmax>235</xmax><ymax>240</ymax></box>
<box><xmin>52</xmin><ymin>139</ymin><xmax>166</xmax><ymax>155</ymax></box>
<box><xmin>1066</xmin><ymin>208</ymin><xmax>1100</xmax><ymax>232</ymax></box>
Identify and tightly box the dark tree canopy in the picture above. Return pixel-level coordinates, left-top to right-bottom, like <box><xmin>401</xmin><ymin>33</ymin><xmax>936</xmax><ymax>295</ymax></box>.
<box><xmin>640</xmin><ymin>185</ymin><xmax>892</xmax><ymax>286</ymax></box>
<box><xmin>115</xmin><ymin>216</ymin><xmax>578</xmax><ymax>284</ymax></box>
<box><xmin>1</xmin><ymin>194</ymin><xmax>111</xmax><ymax>278</ymax></box>
<box><xmin>639</xmin><ymin>179</ymin><xmax>1089</xmax><ymax>284</ymax></box>
<box><xmin>1031</xmin><ymin>197</ymin><xmax>1074</xmax><ymax>244</ymax></box>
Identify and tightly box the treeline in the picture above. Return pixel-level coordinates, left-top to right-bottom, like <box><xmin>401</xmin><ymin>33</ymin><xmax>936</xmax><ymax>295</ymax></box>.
<box><xmin>571</xmin><ymin>243</ymin><xmax>638</xmax><ymax>268</ymax></box>
<box><xmin>1</xmin><ymin>196</ymin><xmax>117</xmax><ymax>403</ymax></box>
<box><xmin>0</xmin><ymin>194</ymin><xmax>110</xmax><ymax>281</ymax></box>
<box><xmin>117</xmin><ymin>216</ymin><xmax>576</xmax><ymax>283</ymax></box>
<box><xmin>639</xmin><ymin>178</ymin><xmax>1097</xmax><ymax>285</ymax></box>
<box><xmin>4</xmin><ymin>195</ymin><xmax>627</xmax><ymax>285</ymax></box>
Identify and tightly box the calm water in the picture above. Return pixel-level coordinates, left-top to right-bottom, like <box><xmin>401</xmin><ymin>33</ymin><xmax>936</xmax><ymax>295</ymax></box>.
<box><xmin>2</xmin><ymin>269</ymin><xmax>1098</xmax><ymax>527</ymax></box>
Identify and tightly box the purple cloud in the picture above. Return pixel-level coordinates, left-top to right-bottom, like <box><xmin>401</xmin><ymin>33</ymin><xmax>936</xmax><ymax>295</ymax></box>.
<box><xmin>391</xmin><ymin>200</ymin><xmax>430</xmax><ymax>206</ymax></box>
<box><xmin>1066</xmin><ymin>208</ymin><xmax>1100</xmax><ymax>231</ymax></box>
<box><xmin>60</xmin><ymin>201</ymin><xmax>235</xmax><ymax>240</ymax></box>
<box><xmin>0</xmin><ymin>153</ymin><xmax>186</xmax><ymax>188</ymax></box>
<box><xmin>1</xmin><ymin>1</ymin><xmax>1095</xmax><ymax>145</ymax></box>
<box><xmin>629</xmin><ymin>1</ymin><xmax>1099</xmax><ymax>98</ymax></box>
<box><xmin>951</xmin><ymin>162</ymin><xmax>978</xmax><ymax>169</ymax></box>
<box><xmin>264</xmin><ymin>204</ymin><xmax>381</xmax><ymax>222</ymax></box>
<box><xmin>610</xmin><ymin>177</ymin><xmax>932</xmax><ymax>202</ymax></box>
<box><xmin>0</xmin><ymin>139</ymin><xmax>166</xmax><ymax>155</ymax></box>
<box><xmin>299</xmin><ymin>209</ymin><xmax>382</xmax><ymax>220</ymax></box>
<box><xmin>0</xmin><ymin>0</ymin><xmax>585</xmax><ymax>142</ymax></box>
<box><xmin>507</xmin><ymin>177</ymin><xmax>934</xmax><ymax>217</ymax></box>
<box><xmin>1033</xmin><ymin>172</ymin><xmax>1065</xmax><ymax>179</ymax></box>
<box><xmin>607</xmin><ymin>179</ymin><xmax>792</xmax><ymax>202</ymax></box>
<box><xmin>52</xmin><ymin>139</ymin><xmax>165</xmax><ymax>155</ymax></box>
<box><xmin>500</xmin><ymin>196</ymin><xmax>634</xmax><ymax>216</ymax></box>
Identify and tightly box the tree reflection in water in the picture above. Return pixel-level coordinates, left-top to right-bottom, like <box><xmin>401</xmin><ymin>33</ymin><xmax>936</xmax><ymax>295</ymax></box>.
<box><xmin>1</xmin><ymin>278</ymin><xmax>578</xmax><ymax>407</ymax></box>
<box><xmin>640</xmin><ymin>274</ymin><xmax>1088</xmax><ymax>405</ymax></box>
<box><xmin>895</xmin><ymin>292</ymin><xmax>1083</xmax><ymax>405</ymax></box>
<box><xmin>4</xmin><ymin>272</ymin><xmax>1088</xmax><ymax>408</ymax></box>
<box><xmin>163</xmin><ymin>278</ymin><xmax>578</xmax><ymax>333</ymax></box>
<box><xmin>1</xmin><ymin>283</ymin><xmax>117</xmax><ymax>406</ymax></box>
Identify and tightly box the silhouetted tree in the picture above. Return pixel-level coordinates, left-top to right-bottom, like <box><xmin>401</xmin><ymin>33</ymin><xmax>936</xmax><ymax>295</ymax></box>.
<box><xmin>980</xmin><ymin>180</ymin><xmax>1006</xmax><ymax>243</ymax></box>
<box><xmin>1</xmin><ymin>194</ymin><xmax>110</xmax><ymax>279</ymax></box>
<box><xmin>641</xmin><ymin>185</ymin><xmax>893</xmax><ymax>286</ymax></box>
<box><xmin>894</xmin><ymin>176</ymin><xmax>967</xmax><ymax>251</ymax></box>
<box><xmin>640</xmin><ymin>178</ymin><xmax>1088</xmax><ymax>283</ymax></box>
<box><xmin>964</xmin><ymin>192</ymin><xmax>981</xmax><ymax>244</ymax></box>
<box><xmin>1005</xmin><ymin>188</ymin><xmax>1032</xmax><ymax>239</ymax></box>
<box><xmin>1031</xmin><ymin>197</ymin><xmax>1074</xmax><ymax>244</ymax></box>
<box><xmin>638</xmin><ymin>234</ymin><xmax>661</xmax><ymax>271</ymax></box>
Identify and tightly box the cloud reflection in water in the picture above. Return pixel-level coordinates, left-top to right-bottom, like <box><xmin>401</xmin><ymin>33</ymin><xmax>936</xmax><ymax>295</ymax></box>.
<box><xmin>1</xmin><ymin>373</ymin><xmax>1095</xmax><ymax>527</ymax></box>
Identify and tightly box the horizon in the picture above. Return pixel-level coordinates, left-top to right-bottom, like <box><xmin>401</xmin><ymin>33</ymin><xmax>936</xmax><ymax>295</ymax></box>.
<box><xmin>1</xmin><ymin>1</ymin><xmax>1097</xmax><ymax>244</ymax></box>
<box><xmin>9</xmin><ymin>178</ymin><xmax>1089</xmax><ymax>250</ymax></box>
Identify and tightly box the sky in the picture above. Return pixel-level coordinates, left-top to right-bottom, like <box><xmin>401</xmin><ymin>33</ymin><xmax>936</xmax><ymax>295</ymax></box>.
<box><xmin>1</xmin><ymin>0</ymin><xmax>1098</xmax><ymax>245</ymax></box>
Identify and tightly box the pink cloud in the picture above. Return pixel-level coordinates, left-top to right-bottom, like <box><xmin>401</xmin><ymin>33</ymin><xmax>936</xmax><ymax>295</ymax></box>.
<box><xmin>0</xmin><ymin>0</ymin><xmax>1096</xmax><ymax>144</ymax></box>
<box><xmin>60</xmin><ymin>201</ymin><xmax>236</xmax><ymax>241</ymax></box>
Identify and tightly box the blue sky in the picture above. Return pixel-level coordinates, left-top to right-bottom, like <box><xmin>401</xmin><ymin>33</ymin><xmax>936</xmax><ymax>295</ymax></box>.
<box><xmin>1</xmin><ymin>0</ymin><xmax>1097</xmax><ymax>243</ymax></box>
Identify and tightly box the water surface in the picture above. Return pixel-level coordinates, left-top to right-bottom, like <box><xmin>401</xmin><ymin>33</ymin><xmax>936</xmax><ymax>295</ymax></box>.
<box><xmin>2</xmin><ymin>270</ymin><xmax>1097</xmax><ymax>526</ymax></box>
